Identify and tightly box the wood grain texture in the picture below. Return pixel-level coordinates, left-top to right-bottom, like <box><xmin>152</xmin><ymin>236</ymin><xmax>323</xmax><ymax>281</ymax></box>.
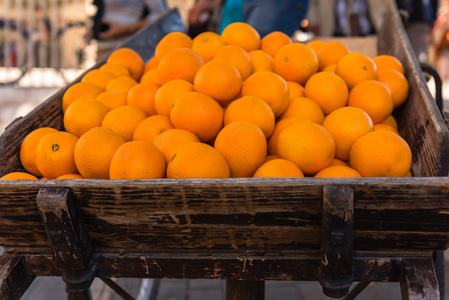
<box><xmin>0</xmin><ymin>256</ymin><xmax>35</xmax><ymax>300</ymax></box>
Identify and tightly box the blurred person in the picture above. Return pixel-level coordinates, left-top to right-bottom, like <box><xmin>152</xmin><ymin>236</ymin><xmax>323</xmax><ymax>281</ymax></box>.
<box><xmin>89</xmin><ymin>0</ymin><xmax>167</xmax><ymax>61</ymax></box>
<box><xmin>187</xmin><ymin>0</ymin><xmax>310</xmax><ymax>38</ymax></box>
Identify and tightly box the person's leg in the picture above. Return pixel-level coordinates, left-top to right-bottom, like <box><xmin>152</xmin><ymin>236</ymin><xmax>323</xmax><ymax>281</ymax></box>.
<box><xmin>243</xmin><ymin>0</ymin><xmax>310</xmax><ymax>37</ymax></box>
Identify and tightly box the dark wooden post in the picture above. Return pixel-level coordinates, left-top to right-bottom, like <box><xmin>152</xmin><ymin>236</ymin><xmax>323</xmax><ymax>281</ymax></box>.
<box><xmin>319</xmin><ymin>185</ymin><xmax>354</xmax><ymax>298</ymax></box>
<box><xmin>0</xmin><ymin>256</ymin><xmax>35</xmax><ymax>300</ymax></box>
<box><xmin>226</xmin><ymin>280</ymin><xmax>264</xmax><ymax>300</ymax></box>
<box><xmin>400</xmin><ymin>259</ymin><xmax>440</xmax><ymax>300</ymax></box>
<box><xmin>36</xmin><ymin>187</ymin><xmax>96</xmax><ymax>299</ymax></box>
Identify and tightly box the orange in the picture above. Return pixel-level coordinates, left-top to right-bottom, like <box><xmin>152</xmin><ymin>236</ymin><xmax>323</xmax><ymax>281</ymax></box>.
<box><xmin>277</xmin><ymin>122</ymin><xmax>335</xmax><ymax>176</ymax></box>
<box><xmin>109</xmin><ymin>140</ymin><xmax>166</xmax><ymax>179</ymax></box>
<box><xmin>372</xmin><ymin>54</ymin><xmax>405</xmax><ymax>75</ymax></box>
<box><xmin>1</xmin><ymin>172</ymin><xmax>38</xmax><ymax>180</ymax></box>
<box><xmin>323</xmin><ymin>64</ymin><xmax>337</xmax><ymax>73</ymax></box>
<box><xmin>330</xmin><ymin>158</ymin><xmax>349</xmax><ymax>167</ymax></box>
<box><xmin>307</xmin><ymin>40</ymin><xmax>325</xmax><ymax>60</ymax></box>
<box><xmin>191</xmin><ymin>31</ymin><xmax>225</xmax><ymax>63</ymax></box>
<box><xmin>96</xmin><ymin>89</ymin><xmax>128</xmax><ymax>110</ymax></box>
<box><xmin>107</xmin><ymin>47</ymin><xmax>144</xmax><ymax>81</ymax></box>
<box><xmin>214</xmin><ymin>121</ymin><xmax>267</xmax><ymax>177</ymax></box>
<box><xmin>74</xmin><ymin>127</ymin><xmax>125</xmax><ymax>179</ymax></box>
<box><xmin>143</xmin><ymin>56</ymin><xmax>159</xmax><ymax>73</ymax></box>
<box><xmin>273</xmin><ymin>42</ymin><xmax>318</xmax><ymax>85</ymax></box>
<box><xmin>316</xmin><ymin>41</ymin><xmax>350</xmax><ymax>71</ymax></box>
<box><xmin>406</xmin><ymin>170</ymin><xmax>413</xmax><ymax>177</ymax></box>
<box><xmin>304</xmin><ymin>71</ymin><xmax>349</xmax><ymax>115</ymax></box>
<box><xmin>167</xmin><ymin>142</ymin><xmax>230</xmax><ymax>178</ymax></box>
<box><xmin>241</xmin><ymin>71</ymin><xmax>289</xmax><ymax>117</ymax></box>
<box><xmin>62</xmin><ymin>82</ymin><xmax>103</xmax><ymax>112</ymax></box>
<box><xmin>36</xmin><ymin>131</ymin><xmax>79</xmax><ymax>179</ymax></box>
<box><xmin>253</xmin><ymin>158</ymin><xmax>304</xmax><ymax>178</ymax></box>
<box><xmin>314</xmin><ymin>165</ymin><xmax>362</xmax><ymax>178</ymax></box>
<box><xmin>248</xmin><ymin>50</ymin><xmax>274</xmax><ymax>72</ymax></box>
<box><xmin>349</xmin><ymin>130</ymin><xmax>412</xmax><ymax>177</ymax></box>
<box><xmin>278</xmin><ymin>97</ymin><xmax>325</xmax><ymax>124</ymax></box>
<box><xmin>220</xmin><ymin>22</ymin><xmax>261</xmax><ymax>52</ymax></box>
<box><xmin>126</xmin><ymin>82</ymin><xmax>160</xmax><ymax>115</ymax></box>
<box><xmin>224</xmin><ymin>95</ymin><xmax>275</xmax><ymax>138</ymax></box>
<box><xmin>170</xmin><ymin>91</ymin><xmax>224</xmax><ymax>142</ymax></box>
<box><xmin>267</xmin><ymin>116</ymin><xmax>311</xmax><ymax>155</ymax></box>
<box><xmin>101</xmin><ymin>105</ymin><xmax>148</xmax><ymax>141</ymax></box>
<box><xmin>153</xmin><ymin>128</ymin><xmax>200</xmax><ymax>164</ymax></box>
<box><xmin>157</xmin><ymin>48</ymin><xmax>204</xmax><ymax>85</ymax></box>
<box><xmin>154</xmin><ymin>79</ymin><xmax>193</xmax><ymax>116</ymax></box>
<box><xmin>105</xmin><ymin>76</ymin><xmax>138</xmax><ymax>93</ymax></box>
<box><xmin>81</xmin><ymin>69</ymin><xmax>117</xmax><ymax>90</ymax></box>
<box><xmin>214</xmin><ymin>45</ymin><xmax>253</xmax><ymax>80</ymax></box>
<box><xmin>100</xmin><ymin>62</ymin><xmax>131</xmax><ymax>77</ymax></box>
<box><xmin>335</xmin><ymin>52</ymin><xmax>377</xmax><ymax>89</ymax></box>
<box><xmin>20</xmin><ymin>127</ymin><xmax>58</xmax><ymax>177</ymax></box>
<box><xmin>265</xmin><ymin>154</ymin><xmax>279</xmax><ymax>162</ymax></box>
<box><xmin>286</xmin><ymin>81</ymin><xmax>304</xmax><ymax>98</ymax></box>
<box><xmin>56</xmin><ymin>173</ymin><xmax>84</xmax><ymax>179</ymax></box>
<box><xmin>63</xmin><ymin>98</ymin><xmax>109</xmax><ymax>138</ymax></box>
<box><xmin>139</xmin><ymin>69</ymin><xmax>159</xmax><ymax>84</ymax></box>
<box><xmin>154</xmin><ymin>31</ymin><xmax>193</xmax><ymax>61</ymax></box>
<box><xmin>374</xmin><ymin>123</ymin><xmax>399</xmax><ymax>134</ymax></box>
<box><xmin>376</xmin><ymin>69</ymin><xmax>409</xmax><ymax>108</ymax></box>
<box><xmin>347</xmin><ymin>80</ymin><xmax>394</xmax><ymax>123</ymax></box>
<box><xmin>261</xmin><ymin>31</ymin><xmax>292</xmax><ymax>57</ymax></box>
<box><xmin>322</xmin><ymin>106</ymin><xmax>374</xmax><ymax>161</ymax></box>
<box><xmin>193</xmin><ymin>59</ymin><xmax>242</xmax><ymax>106</ymax></box>
<box><xmin>380</xmin><ymin>115</ymin><xmax>398</xmax><ymax>130</ymax></box>
<box><xmin>133</xmin><ymin>114</ymin><xmax>174</xmax><ymax>143</ymax></box>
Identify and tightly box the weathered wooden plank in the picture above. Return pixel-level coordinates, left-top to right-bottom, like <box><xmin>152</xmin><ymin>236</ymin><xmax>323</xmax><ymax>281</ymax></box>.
<box><xmin>0</xmin><ymin>256</ymin><xmax>35</xmax><ymax>300</ymax></box>
<box><xmin>400</xmin><ymin>259</ymin><xmax>440</xmax><ymax>299</ymax></box>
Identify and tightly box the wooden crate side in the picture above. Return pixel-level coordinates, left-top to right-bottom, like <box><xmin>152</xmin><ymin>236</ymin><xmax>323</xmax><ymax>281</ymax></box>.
<box><xmin>0</xmin><ymin>178</ymin><xmax>448</xmax><ymax>254</ymax></box>
<box><xmin>378</xmin><ymin>0</ymin><xmax>449</xmax><ymax>177</ymax></box>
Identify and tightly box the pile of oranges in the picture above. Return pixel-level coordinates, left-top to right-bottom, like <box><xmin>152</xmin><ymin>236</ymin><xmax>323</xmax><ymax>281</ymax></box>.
<box><xmin>2</xmin><ymin>22</ymin><xmax>413</xmax><ymax>180</ymax></box>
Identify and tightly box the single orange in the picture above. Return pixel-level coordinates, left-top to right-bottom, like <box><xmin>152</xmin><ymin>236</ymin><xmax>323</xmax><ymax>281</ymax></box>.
<box><xmin>220</xmin><ymin>22</ymin><xmax>261</xmax><ymax>52</ymax></box>
<box><xmin>153</xmin><ymin>128</ymin><xmax>200</xmax><ymax>164</ymax></box>
<box><xmin>167</xmin><ymin>142</ymin><xmax>230</xmax><ymax>178</ymax></box>
<box><xmin>322</xmin><ymin>106</ymin><xmax>374</xmax><ymax>161</ymax></box>
<box><xmin>265</xmin><ymin>154</ymin><xmax>280</xmax><ymax>162</ymax></box>
<box><xmin>374</xmin><ymin>123</ymin><xmax>399</xmax><ymax>134</ymax></box>
<box><xmin>323</xmin><ymin>64</ymin><xmax>337</xmax><ymax>72</ymax></box>
<box><xmin>157</xmin><ymin>48</ymin><xmax>204</xmax><ymax>85</ymax></box>
<box><xmin>133</xmin><ymin>114</ymin><xmax>174</xmax><ymax>143</ymax></box>
<box><xmin>96</xmin><ymin>89</ymin><xmax>128</xmax><ymax>110</ymax></box>
<box><xmin>193</xmin><ymin>59</ymin><xmax>242</xmax><ymax>106</ymax></box>
<box><xmin>214</xmin><ymin>45</ymin><xmax>253</xmax><ymax>80</ymax></box>
<box><xmin>105</xmin><ymin>76</ymin><xmax>139</xmax><ymax>93</ymax></box>
<box><xmin>100</xmin><ymin>62</ymin><xmax>131</xmax><ymax>77</ymax></box>
<box><xmin>154</xmin><ymin>31</ymin><xmax>193</xmax><ymax>61</ymax></box>
<box><xmin>81</xmin><ymin>69</ymin><xmax>117</xmax><ymax>90</ymax></box>
<box><xmin>143</xmin><ymin>56</ymin><xmax>159</xmax><ymax>73</ymax></box>
<box><xmin>316</xmin><ymin>41</ymin><xmax>350</xmax><ymax>71</ymax></box>
<box><xmin>286</xmin><ymin>81</ymin><xmax>304</xmax><ymax>98</ymax></box>
<box><xmin>372</xmin><ymin>54</ymin><xmax>405</xmax><ymax>75</ymax></box>
<box><xmin>380</xmin><ymin>115</ymin><xmax>398</xmax><ymax>130</ymax></box>
<box><xmin>349</xmin><ymin>130</ymin><xmax>412</xmax><ymax>177</ymax></box>
<box><xmin>126</xmin><ymin>82</ymin><xmax>160</xmax><ymax>115</ymax></box>
<box><xmin>170</xmin><ymin>91</ymin><xmax>224</xmax><ymax>142</ymax></box>
<box><xmin>261</xmin><ymin>31</ymin><xmax>292</xmax><ymax>57</ymax></box>
<box><xmin>307</xmin><ymin>40</ymin><xmax>325</xmax><ymax>62</ymax></box>
<box><xmin>224</xmin><ymin>95</ymin><xmax>275</xmax><ymax>138</ymax></box>
<box><xmin>109</xmin><ymin>140</ymin><xmax>166</xmax><ymax>179</ymax></box>
<box><xmin>304</xmin><ymin>71</ymin><xmax>349</xmax><ymax>115</ymax></box>
<box><xmin>74</xmin><ymin>127</ymin><xmax>125</xmax><ymax>179</ymax></box>
<box><xmin>62</xmin><ymin>82</ymin><xmax>103</xmax><ymax>112</ymax></box>
<box><xmin>314</xmin><ymin>165</ymin><xmax>362</xmax><ymax>178</ymax></box>
<box><xmin>154</xmin><ymin>79</ymin><xmax>194</xmax><ymax>116</ymax></box>
<box><xmin>267</xmin><ymin>116</ymin><xmax>311</xmax><ymax>155</ymax></box>
<box><xmin>376</xmin><ymin>69</ymin><xmax>409</xmax><ymax>108</ymax></box>
<box><xmin>63</xmin><ymin>98</ymin><xmax>109</xmax><ymax>138</ymax></box>
<box><xmin>347</xmin><ymin>80</ymin><xmax>394</xmax><ymax>123</ymax></box>
<box><xmin>273</xmin><ymin>42</ymin><xmax>318</xmax><ymax>85</ymax></box>
<box><xmin>20</xmin><ymin>127</ymin><xmax>58</xmax><ymax>177</ymax></box>
<box><xmin>278</xmin><ymin>96</ymin><xmax>325</xmax><ymax>124</ymax></box>
<box><xmin>101</xmin><ymin>105</ymin><xmax>148</xmax><ymax>141</ymax></box>
<box><xmin>36</xmin><ymin>131</ymin><xmax>79</xmax><ymax>179</ymax></box>
<box><xmin>107</xmin><ymin>47</ymin><xmax>144</xmax><ymax>81</ymax></box>
<box><xmin>56</xmin><ymin>173</ymin><xmax>84</xmax><ymax>179</ymax></box>
<box><xmin>1</xmin><ymin>172</ymin><xmax>38</xmax><ymax>180</ymax></box>
<box><xmin>214</xmin><ymin>121</ymin><xmax>267</xmax><ymax>178</ymax></box>
<box><xmin>253</xmin><ymin>158</ymin><xmax>304</xmax><ymax>178</ymax></box>
<box><xmin>277</xmin><ymin>122</ymin><xmax>335</xmax><ymax>176</ymax></box>
<box><xmin>335</xmin><ymin>52</ymin><xmax>377</xmax><ymax>89</ymax></box>
<box><xmin>191</xmin><ymin>31</ymin><xmax>225</xmax><ymax>63</ymax></box>
<box><xmin>241</xmin><ymin>71</ymin><xmax>289</xmax><ymax>117</ymax></box>
<box><xmin>139</xmin><ymin>69</ymin><xmax>159</xmax><ymax>84</ymax></box>
<box><xmin>330</xmin><ymin>158</ymin><xmax>349</xmax><ymax>167</ymax></box>
<box><xmin>248</xmin><ymin>50</ymin><xmax>274</xmax><ymax>72</ymax></box>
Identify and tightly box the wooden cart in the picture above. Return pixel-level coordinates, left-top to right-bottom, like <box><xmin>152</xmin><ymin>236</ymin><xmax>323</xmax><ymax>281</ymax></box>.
<box><xmin>1</xmin><ymin>1</ymin><xmax>449</xmax><ymax>299</ymax></box>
